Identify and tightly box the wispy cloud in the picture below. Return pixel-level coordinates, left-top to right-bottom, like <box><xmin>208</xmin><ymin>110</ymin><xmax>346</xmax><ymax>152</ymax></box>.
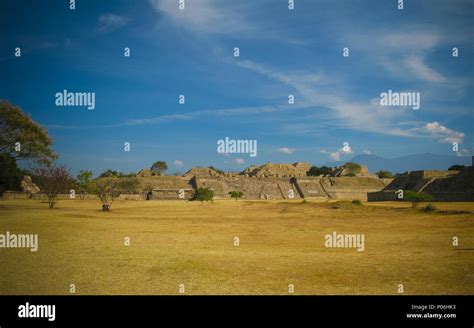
<box><xmin>233</xmin><ymin>158</ymin><xmax>245</xmax><ymax>165</ymax></box>
<box><xmin>173</xmin><ymin>160</ymin><xmax>184</xmax><ymax>167</ymax></box>
<box><xmin>97</xmin><ymin>13</ymin><xmax>130</xmax><ymax>34</ymax></box>
<box><xmin>150</xmin><ymin>0</ymin><xmax>253</xmax><ymax>35</ymax></box>
<box><xmin>278</xmin><ymin>147</ymin><xmax>295</xmax><ymax>154</ymax></box>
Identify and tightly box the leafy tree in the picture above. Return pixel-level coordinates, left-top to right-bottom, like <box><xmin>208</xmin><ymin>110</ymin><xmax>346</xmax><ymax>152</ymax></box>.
<box><xmin>76</xmin><ymin>170</ymin><xmax>93</xmax><ymax>199</ymax></box>
<box><xmin>90</xmin><ymin>179</ymin><xmax>118</xmax><ymax>211</ymax></box>
<box><xmin>344</xmin><ymin>162</ymin><xmax>362</xmax><ymax>173</ymax></box>
<box><xmin>0</xmin><ymin>153</ymin><xmax>22</xmax><ymax>195</ymax></box>
<box><xmin>150</xmin><ymin>161</ymin><xmax>167</xmax><ymax>176</ymax></box>
<box><xmin>192</xmin><ymin>187</ymin><xmax>214</xmax><ymax>202</ymax></box>
<box><xmin>376</xmin><ymin>170</ymin><xmax>394</xmax><ymax>179</ymax></box>
<box><xmin>118</xmin><ymin>178</ymin><xmax>140</xmax><ymax>193</ymax></box>
<box><xmin>229</xmin><ymin>191</ymin><xmax>243</xmax><ymax>201</ymax></box>
<box><xmin>90</xmin><ymin>177</ymin><xmax>140</xmax><ymax>211</ymax></box>
<box><xmin>99</xmin><ymin>169</ymin><xmax>119</xmax><ymax>178</ymax></box>
<box><xmin>448</xmin><ymin>165</ymin><xmax>465</xmax><ymax>171</ymax></box>
<box><xmin>31</xmin><ymin>165</ymin><xmax>75</xmax><ymax>209</ymax></box>
<box><xmin>404</xmin><ymin>191</ymin><xmax>433</xmax><ymax>208</ymax></box>
<box><xmin>308</xmin><ymin>166</ymin><xmax>333</xmax><ymax>176</ymax></box>
<box><xmin>0</xmin><ymin>100</ymin><xmax>57</xmax><ymax>164</ymax></box>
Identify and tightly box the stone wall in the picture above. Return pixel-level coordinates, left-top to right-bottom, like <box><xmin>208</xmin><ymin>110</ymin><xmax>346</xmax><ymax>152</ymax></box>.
<box><xmin>194</xmin><ymin>176</ymin><xmax>301</xmax><ymax>200</ymax></box>
<box><xmin>368</xmin><ymin>167</ymin><xmax>474</xmax><ymax>202</ymax></box>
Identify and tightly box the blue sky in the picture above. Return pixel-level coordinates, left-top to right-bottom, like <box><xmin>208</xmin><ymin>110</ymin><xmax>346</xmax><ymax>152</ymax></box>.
<box><xmin>1</xmin><ymin>0</ymin><xmax>473</xmax><ymax>175</ymax></box>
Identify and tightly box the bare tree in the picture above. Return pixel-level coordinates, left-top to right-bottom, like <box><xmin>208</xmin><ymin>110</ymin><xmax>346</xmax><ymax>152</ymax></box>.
<box><xmin>92</xmin><ymin>178</ymin><xmax>139</xmax><ymax>211</ymax></box>
<box><xmin>31</xmin><ymin>165</ymin><xmax>75</xmax><ymax>209</ymax></box>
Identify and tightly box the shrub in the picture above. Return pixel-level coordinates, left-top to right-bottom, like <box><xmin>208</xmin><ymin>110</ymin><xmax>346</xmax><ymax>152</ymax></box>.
<box><xmin>404</xmin><ymin>191</ymin><xmax>433</xmax><ymax>208</ymax></box>
<box><xmin>352</xmin><ymin>199</ymin><xmax>362</xmax><ymax>205</ymax></box>
<box><xmin>344</xmin><ymin>162</ymin><xmax>362</xmax><ymax>173</ymax></box>
<box><xmin>448</xmin><ymin>165</ymin><xmax>465</xmax><ymax>171</ymax></box>
<box><xmin>192</xmin><ymin>187</ymin><xmax>214</xmax><ymax>202</ymax></box>
<box><xmin>376</xmin><ymin>170</ymin><xmax>394</xmax><ymax>179</ymax></box>
<box><xmin>229</xmin><ymin>191</ymin><xmax>243</xmax><ymax>201</ymax></box>
<box><xmin>308</xmin><ymin>166</ymin><xmax>333</xmax><ymax>176</ymax></box>
<box><xmin>345</xmin><ymin>173</ymin><xmax>356</xmax><ymax>177</ymax></box>
<box><xmin>422</xmin><ymin>203</ymin><xmax>437</xmax><ymax>212</ymax></box>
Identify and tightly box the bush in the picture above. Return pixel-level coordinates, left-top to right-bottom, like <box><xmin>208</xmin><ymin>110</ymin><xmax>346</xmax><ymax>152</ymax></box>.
<box><xmin>448</xmin><ymin>165</ymin><xmax>465</xmax><ymax>171</ymax></box>
<box><xmin>308</xmin><ymin>166</ymin><xmax>333</xmax><ymax>176</ymax></box>
<box><xmin>229</xmin><ymin>191</ymin><xmax>243</xmax><ymax>201</ymax></box>
<box><xmin>422</xmin><ymin>203</ymin><xmax>437</xmax><ymax>212</ymax></box>
<box><xmin>404</xmin><ymin>191</ymin><xmax>432</xmax><ymax>208</ymax></box>
<box><xmin>344</xmin><ymin>162</ymin><xmax>362</xmax><ymax>173</ymax></box>
<box><xmin>376</xmin><ymin>170</ymin><xmax>394</xmax><ymax>179</ymax></box>
<box><xmin>345</xmin><ymin>173</ymin><xmax>356</xmax><ymax>177</ymax></box>
<box><xmin>192</xmin><ymin>187</ymin><xmax>214</xmax><ymax>202</ymax></box>
<box><xmin>352</xmin><ymin>199</ymin><xmax>362</xmax><ymax>205</ymax></box>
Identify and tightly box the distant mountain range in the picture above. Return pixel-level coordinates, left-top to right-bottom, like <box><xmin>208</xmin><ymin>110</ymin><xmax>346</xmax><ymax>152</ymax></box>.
<box><xmin>323</xmin><ymin>153</ymin><xmax>472</xmax><ymax>174</ymax></box>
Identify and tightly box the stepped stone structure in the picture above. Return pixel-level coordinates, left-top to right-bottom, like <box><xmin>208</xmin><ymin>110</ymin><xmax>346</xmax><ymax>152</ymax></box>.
<box><xmin>21</xmin><ymin>176</ymin><xmax>40</xmax><ymax>194</ymax></box>
<box><xmin>242</xmin><ymin>162</ymin><xmax>311</xmax><ymax>178</ymax></box>
<box><xmin>368</xmin><ymin>167</ymin><xmax>474</xmax><ymax>201</ymax></box>
<box><xmin>7</xmin><ymin>162</ymin><xmax>469</xmax><ymax>202</ymax></box>
<box><xmin>332</xmin><ymin>163</ymin><xmax>376</xmax><ymax>177</ymax></box>
<box><xmin>134</xmin><ymin>163</ymin><xmax>390</xmax><ymax>201</ymax></box>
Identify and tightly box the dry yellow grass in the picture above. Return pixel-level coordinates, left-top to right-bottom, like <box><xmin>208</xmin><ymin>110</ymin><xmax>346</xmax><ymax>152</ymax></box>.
<box><xmin>0</xmin><ymin>199</ymin><xmax>473</xmax><ymax>295</ymax></box>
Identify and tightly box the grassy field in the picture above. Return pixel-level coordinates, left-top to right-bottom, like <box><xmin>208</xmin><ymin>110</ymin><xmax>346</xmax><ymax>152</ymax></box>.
<box><xmin>0</xmin><ymin>199</ymin><xmax>473</xmax><ymax>295</ymax></box>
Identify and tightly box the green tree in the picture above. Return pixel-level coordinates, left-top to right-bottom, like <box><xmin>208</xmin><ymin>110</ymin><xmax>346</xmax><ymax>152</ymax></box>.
<box><xmin>192</xmin><ymin>187</ymin><xmax>214</xmax><ymax>202</ymax></box>
<box><xmin>448</xmin><ymin>165</ymin><xmax>465</xmax><ymax>171</ymax></box>
<box><xmin>90</xmin><ymin>177</ymin><xmax>140</xmax><ymax>211</ymax></box>
<box><xmin>229</xmin><ymin>191</ymin><xmax>243</xmax><ymax>201</ymax></box>
<box><xmin>0</xmin><ymin>100</ymin><xmax>57</xmax><ymax>164</ymax></box>
<box><xmin>376</xmin><ymin>170</ymin><xmax>394</xmax><ymax>178</ymax></box>
<box><xmin>0</xmin><ymin>153</ymin><xmax>22</xmax><ymax>195</ymax></box>
<box><xmin>150</xmin><ymin>161</ymin><xmax>167</xmax><ymax>176</ymax></box>
<box><xmin>99</xmin><ymin>169</ymin><xmax>119</xmax><ymax>178</ymax></box>
<box><xmin>31</xmin><ymin>165</ymin><xmax>75</xmax><ymax>209</ymax></box>
<box><xmin>76</xmin><ymin>170</ymin><xmax>93</xmax><ymax>199</ymax></box>
<box><xmin>308</xmin><ymin>166</ymin><xmax>333</xmax><ymax>176</ymax></box>
<box><xmin>404</xmin><ymin>191</ymin><xmax>433</xmax><ymax>208</ymax></box>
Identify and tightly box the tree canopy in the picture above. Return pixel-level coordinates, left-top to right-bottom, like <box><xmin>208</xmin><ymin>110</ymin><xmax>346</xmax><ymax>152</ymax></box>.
<box><xmin>150</xmin><ymin>161</ymin><xmax>167</xmax><ymax>175</ymax></box>
<box><xmin>0</xmin><ymin>100</ymin><xmax>56</xmax><ymax>164</ymax></box>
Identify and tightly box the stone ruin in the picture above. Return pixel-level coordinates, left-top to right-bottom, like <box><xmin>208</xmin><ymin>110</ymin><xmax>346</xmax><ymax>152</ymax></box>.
<box><xmin>367</xmin><ymin>167</ymin><xmax>474</xmax><ymax>202</ymax></box>
<box><xmin>242</xmin><ymin>162</ymin><xmax>311</xmax><ymax>178</ymax></box>
<box><xmin>4</xmin><ymin>163</ymin><xmax>470</xmax><ymax>202</ymax></box>
<box><xmin>21</xmin><ymin>176</ymin><xmax>40</xmax><ymax>194</ymax></box>
<box><xmin>137</xmin><ymin>162</ymin><xmax>391</xmax><ymax>201</ymax></box>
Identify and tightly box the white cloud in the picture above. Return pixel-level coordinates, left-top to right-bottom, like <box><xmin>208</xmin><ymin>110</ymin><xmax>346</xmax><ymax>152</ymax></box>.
<box><xmin>413</xmin><ymin>122</ymin><xmax>465</xmax><ymax>144</ymax></box>
<box><xmin>330</xmin><ymin>152</ymin><xmax>340</xmax><ymax>161</ymax></box>
<box><xmin>278</xmin><ymin>147</ymin><xmax>295</xmax><ymax>154</ymax></box>
<box><xmin>173</xmin><ymin>160</ymin><xmax>184</xmax><ymax>167</ymax></box>
<box><xmin>97</xmin><ymin>14</ymin><xmax>130</xmax><ymax>33</ymax></box>
<box><xmin>233</xmin><ymin>158</ymin><xmax>245</xmax><ymax>165</ymax></box>
<box><xmin>150</xmin><ymin>0</ymin><xmax>252</xmax><ymax>35</ymax></box>
<box><xmin>404</xmin><ymin>55</ymin><xmax>447</xmax><ymax>83</ymax></box>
